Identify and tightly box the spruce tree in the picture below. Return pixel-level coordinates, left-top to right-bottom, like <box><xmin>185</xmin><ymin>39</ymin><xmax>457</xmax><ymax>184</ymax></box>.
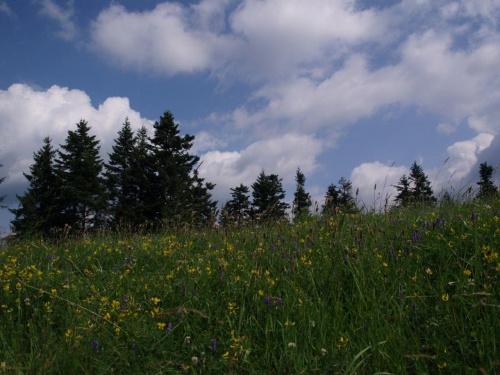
<box><xmin>251</xmin><ymin>170</ymin><xmax>289</xmax><ymax>221</ymax></box>
<box><xmin>338</xmin><ymin>177</ymin><xmax>357</xmax><ymax>212</ymax></box>
<box><xmin>220</xmin><ymin>184</ymin><xmax>251</xmax><ymax>226</ymax></box>
<box><xmin>394</xmin><ymin>175</ymin><xmax>412</xmax><ymax>206</ymax></box>
<box><xmin>409</xmin><ymin>161</ymin><xmax>435</xmax><ymax>203</ymax></box>
<box><xmin>0</xmin><ymin>150</ymin><xmax>5</xmax><ymax>208</ymax></box>
<box><xmin>10</xmin><ymin>137</ymin><xmax>62</xmax><ymax>236</ymax></box>
<box><xmin>131</xmin><ymin>126</ymin><xmax>156</xmax><ymax>224</ymax></box>
<box><xmin>56</xmin><ymin>120</ymin><xmax>105</xmax><ymax>231</ymax></box>
<box><xmin>323</xmin><ymin>183</ymin><xmax>339</xmax><ymax>213</ymax></box>
<box><xmin>477</xmin><ymin>162</ymin><xmax>497</xmax><ymax>198</ymax></box>
<box><xmin>149</xmin><ymin>111</ymin><xmax>216</xmax><ymax>224</ymax></box>
<box><xmin>104</xmin><ymin>118</ymin><xmax>139</xmax><ymax>227</ymax></box>
<box><xmin>292</xmin><ymin>167</ymin><xmax>311</xmax><ymax>218</ymax></box>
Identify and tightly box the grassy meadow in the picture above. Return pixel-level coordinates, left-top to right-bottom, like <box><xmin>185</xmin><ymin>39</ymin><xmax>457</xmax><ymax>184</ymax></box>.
<box><xmin>1</xmin><ymin>198</ymin><xmax>500</xmax><ymax>374</ymax></box>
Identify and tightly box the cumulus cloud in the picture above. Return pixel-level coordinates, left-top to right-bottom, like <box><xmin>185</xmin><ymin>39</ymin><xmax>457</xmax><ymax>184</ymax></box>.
<box><xmin>90</xmin><ymin>2</ymin><xmax>237</xmax><ymax>75</ymax></box>
<box><xmin>197</xmin><ymin>133</ymin><xmax>324</xmax><ymax>204</ymax></box>
<box><xmin>0</xmin><ymin>84</ymin><xmax>153</xmax><ymax>207</ymax></box>
<box><xmin>36</xmin><ymin>0</ymin><xmax>77</xmax><ymax>41</ymax></box>
<box><xmin>350</xmin><ymin>162</ymin><xmax>409</xmax><ymax>209</ymax></box>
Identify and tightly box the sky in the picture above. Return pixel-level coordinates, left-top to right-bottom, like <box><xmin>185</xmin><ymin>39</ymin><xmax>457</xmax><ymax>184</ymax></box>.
<box><xmin>1</xmin><ymin>0</ymin><xmax>500</xmax><ymax>233</ymax></box>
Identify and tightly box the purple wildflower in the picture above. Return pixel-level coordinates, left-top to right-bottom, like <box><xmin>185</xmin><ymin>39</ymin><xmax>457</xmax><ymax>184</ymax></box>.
<box><xmin>167</xmin><ymin>322</ymin><xmax>172</xmax><ymax>334</ymax></box>
<box><xmin>210</xmin><ymin>338</ymin><xmax>217</xmax><ymax>352</ymax></box>
<box><xmin>132</xmin><ymin>343</ymin><xmax>137</xmax><ymax>350</ymax></box>
<box><xmin>91</xmin><ymin>338</ymin><xmax>99</xmax><ymax>353</ymax></box>
<box><xmin>276</xmin><ymin>297</ymin><xmax>283</xmax><ymax>307</ymax></box>
<box><xmin>413</xmin><ymin>302</ymin><xmax>417</xmax><ymax>314</ymax></box>
<box><xmin>265</xmin><ymin>296</ymin><xmax>272</xmax><ymax>307</ymax></box>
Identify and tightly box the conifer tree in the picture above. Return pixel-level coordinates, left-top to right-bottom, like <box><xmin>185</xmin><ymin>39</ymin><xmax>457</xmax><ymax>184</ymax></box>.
<box><xmin>292</xmin><ymin>167</ymin><xmax>311</xmax><ymax>218</ymax></box>
<box><xmin>104</xmin><ymin>118</ymin><xmax>139</xmax><ymax>226</ymax></box>
<box><xmin>323</xmin><ymin>183</ymin><xmax>339</xmax><ymax>213</ymax></box>
<box><xmin>0</xmin><ymin>150</ymin><xmax>5</xmax><ymax>208</ymax></box>
<box><xmin>409</xmin><ymin>161</ymin><xmax>435</xmax><ymax>203</ymax></box>
<box><xmin>477</xmin><ymin>162</ymin><xmax>497</xmax><ymax>198</ymax></box>
<box><xmin>56</xmin><ymin>120</ymin><xmax>105</xmax><ymax>231</ymax></box>
<box><xmin>220</xmin><ymin>184</ymin><xmax>251</xmax><ymax>226</ymax></box>
<box><xmin>338</xmin><ymin>177</ymin><xmax>357</xmax><ymax>212</ymax></box>
<box><xmin>251</xmin><ymin>170</ymin><xmax>289</xmax><ymax>221</ymax></box>
<box><xmin>10</xmin><ymin>137</ymin><xmax>62</xmax><ymax>236</ymax></box>
<box><xmin>394</xmin><ymin>175</ymin><xmax>412</xmax><ymax>206</ymax></box>
<box><xmin>131</xmin><ymin>126</ymin><xmax>156</xmax><ymax>224</ymax></box>
<box><xmin>149</xmin><ymin>111</ymin><xmax>216</xmax><ymax>224</ymax></box>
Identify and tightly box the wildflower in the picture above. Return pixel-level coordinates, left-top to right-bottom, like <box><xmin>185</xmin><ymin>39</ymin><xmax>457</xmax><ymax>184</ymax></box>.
<box><xmin>441</xmin><ymin>294</ymin><xmax>449</xmax><ymax>302</ymax></box>
<box><xmin>185</xmin><ymin>336</ymin><xmax>191</xmax><ymax>344</ymax></box>
<box><xmin>284</xmin><ymin>320</ymin><xmax>295</xmax><ymax>326</ymax></box>
<box><xmin>222</xmin><ymin>351</ymin><xmax>229</xmax><ymax>360</ymax></box>
<box><xmin>321</xmin><ymin>348</ymin><xmax>327</xmax><ymax>356</ymax></box>
<box><xmin>167</xmin><ymin>322</ymin><xmax>172</xmax><ymax>334</ymax></box>
<box><xmin>150</xmin><ymin>297</ymin><xmax>161</xmax><ymax>305</ymax></box>
<box><xmin>65</xmin><ymin>329</ymin><xmax>72</xmax><ymax>338</ymax></box>
<box><xmin>132</xmin><ymin>343</ymin><xmax>137</xmax><ymax>350</ymax></box>
<box><xmin>191</xmin><ymin>356</ymin><xmax>199</xmax><ymax>366</ymax></box>
<box><xmin>288</xmin><ymin>342</ymin><xmax>296</xmax><ymax>349</ymax></box>
<box><xmin>258</xmin><ymin>290</ymin><xmax>264</xmax><ymax>296</ymax></box>
<box><xmin>382</xmin><ymin>262</ymin><xmax>388</xmax><ymax>268</ymax></box>
<box><xmin>413</xmin><ymin>302</ymin><xmax>417</xmax><ymax>313</ymax></box>
<box><xmin>426</xmin><ymin>268</ymin><xmax>433</xmax><ymax>275</ymax></box>
<box><xmin>310</xmin><ymin>321</ymin><xmax>316</xmax><ymax>328</ymax></box>
<box><xmin>210</xmin><ymin>338</ymin><xmax>217</xmax><ymax>352</ymax></box>
<box><xmin>91</xmin><ymin>339</ymin><xmax>99</xmax><ymax>353</ymax></box>
<box><xmin>463</xmin><ymin>269</ymin><xmax>472</xmax><ymax>277</ymax></box>
<box><xmin>157</xmin><ymin>322</ymin><xmax>167</xmax><ymax>330</ymax></box>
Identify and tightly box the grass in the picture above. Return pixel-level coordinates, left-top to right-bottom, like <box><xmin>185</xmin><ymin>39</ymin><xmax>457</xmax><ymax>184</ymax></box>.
<box><xmin>1</xmin><ymin>198</ymin><xmax>499</xmax><ymax>374</ymax></box>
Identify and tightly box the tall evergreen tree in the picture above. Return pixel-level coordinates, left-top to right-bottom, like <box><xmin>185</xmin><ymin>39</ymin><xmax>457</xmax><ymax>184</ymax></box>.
<box><xmin>409</xmin><ymin>161</ymin><xmax>435</xmax><ymax>203</ymax></box>
<box><xmin>0</xmin><ymin>150</ymin><xmax>5</xmax><ymax>208</ymax></box>
<box><xmin>251</xmin><ymin>170</ymin><xmax>290</xmax><ymax>221</ymax></box>
<box><xmin>56</xmin><ymin>120</ymin><xmax>105</xmax><ymax>231</ymax></box>
<box><xmin>10</xmin><ymin>137</ymin><xmax>62</xmax><ymax>236</ymax></box>
<box><xmin>393</xmin><ymin>175</ymin><xmax>412</xmax><ymax>206</ymax></box>
<box><xmin>323</xmin><ymin>183</ymin><xmax>339</xmax><ymax>213</ymax></box>
<box><xmin>477</xmin><ymin>162</ymin><xmax>497</xmax><ymax>198</ymax></box>
<box><xmin>338</xmin><ymin>177</ymin><xmax>357</xmax><ymax>212</ymax></box>
<box><xmin>131</xmin><ymin>126</ymin><xmax>156</xmax><ymax>224</ymax></box>
<box><xmin>292</xmin><ymin>167</ymin><xmax>311</xmax><ymax>218</ymax></box>
<box><xmin>149</xmin><ymin>111</ymin><xmax>216</xmax><ymax>224</ymax></box>
<box><xmin>220</xmin><ymin>184</ymin><xmax>251</xmax><ymax>226</ymax></box>
<box><xmin>104</xmin><ymin>118</ymin><xmax>139</xmax><ymax>226</ymax></box>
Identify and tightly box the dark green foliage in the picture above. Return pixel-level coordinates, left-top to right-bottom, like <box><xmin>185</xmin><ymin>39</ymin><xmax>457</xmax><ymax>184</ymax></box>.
<box><xmin>323</xmin><ymin>183</ymin><xmax>339</xmax><ymax>213</ymax></box>
<box><xmin>394</xmin><ymin>161</ymin><xmax>436</xmax><ymax>206</ymax></box>
<box><xmin>0</xmin><ymin>150</ymin><xmax>5</xmax><ymax>208</ymax></box>
<box><xmin>394</xmin><ymin>174</ymin><xmax>412</xmax><ymax>206</ymax></box>
<box><xmin>409</xmin><ymin>161</ymin><xmax>436</xmax><ymax>203</ymax></box>
<box><xmin>220</xmin><ymin>184</ymin><xmax>252</xmax><ymax>226</ymax></box>
<box><xmin>10</xmin><ymin>137</ymin><xmax>63</xmax><ymax>236</ymax></box>
<box><xmin>251</xmin><ymin>170</ymin><xmax>290</xmax><ymax>221</ymax></box>
<box><xmin>292</xmin><ymin>167</ymin><xmax>311</xmax><ymax>218</ymax></box>
<box><xmin>149</xmin><ymin>111</ymin><xmax>216</xmax><ymax>225</ymax></box>
<box><xmin>323</xmin><ymin>177</ymin><xmax>357</xmax><ymax>213</ymax></box>
<box><xmin>56</xmin><ymin>120</ymin><xmax>105</xmax><ymax>231</ymax></box>
<box><xmin>477</xmin><ymin>162</ymin><xmax>498</xmax><ymax>198</ymax></box>
<box><xmin>104</xmin><ymin>118</ymin><xmax>141</xmax><ymax>227</ymax></box>
<box><xmin>338</xmin><ymin>177</ymin><xmax>357</xmax><ymax>212</ymax></box>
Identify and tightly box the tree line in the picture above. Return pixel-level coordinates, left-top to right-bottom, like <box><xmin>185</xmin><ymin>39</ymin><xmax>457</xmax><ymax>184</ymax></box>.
<box><xmin>0</xmin><ymin>110</ymin><xmax>498</xmax><ymax>237</ymax></box>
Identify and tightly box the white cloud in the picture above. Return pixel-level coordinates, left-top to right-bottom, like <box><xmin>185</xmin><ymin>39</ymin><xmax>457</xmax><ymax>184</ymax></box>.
<box><xmin>197</xmin><ymin>133</ymin><xmax>323</xmax><ymax>204</ymax></box>
<box><xmin>90</xmin><ymin>3</ymin><xmax>237</xmax><ymax>75</ymax></box>
<box><xmin>443</xmin><ymin>133</ymin><xmax>494</xmax><ymax>181</ymax></box>
<box><xmin>191</xmin><ymin>131</ymin><xmax>228</xmax><ymax>154</ymax></box>
<box><xmin>350</xmin><ymin>161</ymin><xmax>409</xmax><ymax>209</ymax></box>
<box><xmin>0</xmin><ymin>84</ymin><xmax>153</xmax><ymax>198</ymax></box>
<box><xmin>0</xmin><ymin>2</ymin><xmax>16</xmax><ymax>18</ymax></box>
<box><xmin>37</xmin><ymin>0</ymin><xmax>77</xmax><ymax>41</ymax></box>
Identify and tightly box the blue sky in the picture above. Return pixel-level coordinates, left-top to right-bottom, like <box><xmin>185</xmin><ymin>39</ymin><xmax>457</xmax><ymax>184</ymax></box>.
<box><xmin>1</xmin><ymin>0</ymin><xmax>500</xmax><ymax>233</ymax></box>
